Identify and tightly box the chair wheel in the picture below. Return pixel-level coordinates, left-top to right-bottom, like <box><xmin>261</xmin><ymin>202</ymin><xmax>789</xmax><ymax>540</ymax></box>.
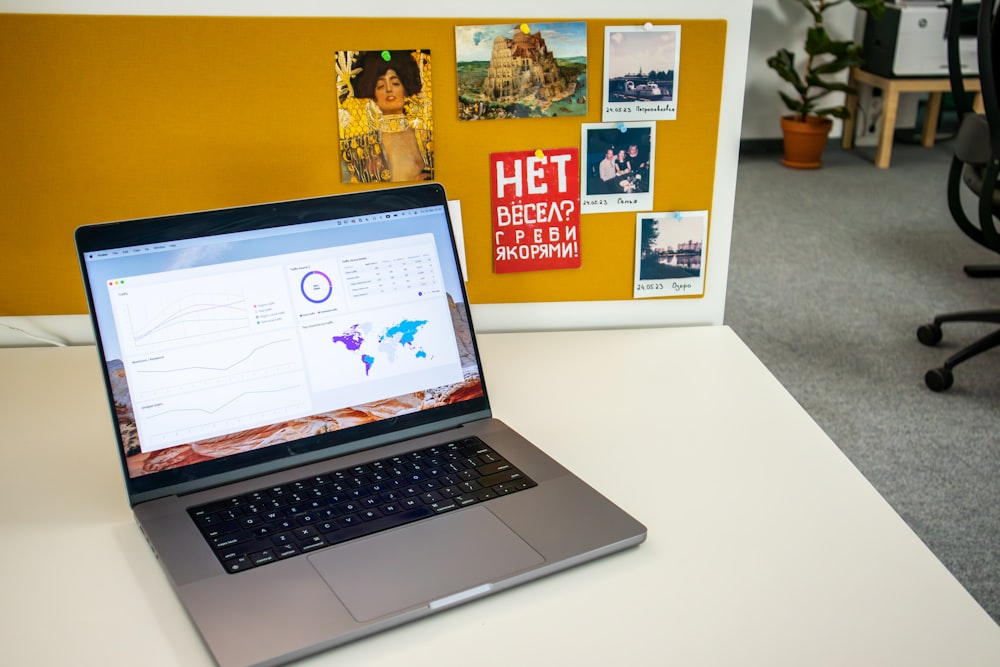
<box><xmin>925</xmin><ymin>367</ymin><xmax>954</xmax><ymax>392</ymax></box>
<box><xmin>917</xmin><ymin>323</ymin><xmax>943</xmax><ymax>346</ymax></box>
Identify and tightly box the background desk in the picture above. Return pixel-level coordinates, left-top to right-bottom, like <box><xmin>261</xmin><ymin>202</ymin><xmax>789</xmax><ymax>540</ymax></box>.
<box><xmin>842</xmin><ymin>68</ymin><xmax>983</xmax><ymax>169</ymax></box>
<box><xmin>1</xmin><ymin>326</ymin><xmax>998</xmax><ymax>666</ymax></box>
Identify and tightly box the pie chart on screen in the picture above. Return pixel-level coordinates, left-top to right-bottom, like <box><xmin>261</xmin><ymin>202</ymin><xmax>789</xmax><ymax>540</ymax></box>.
<box><xmin>300</xmin><ymin>270</ymin><xmax>333</xmax><ymax>303</ymax></box>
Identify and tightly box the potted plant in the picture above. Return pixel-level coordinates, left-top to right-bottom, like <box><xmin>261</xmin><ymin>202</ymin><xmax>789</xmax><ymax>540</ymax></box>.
<box><xmin>767</xmin><ymin>0</ymin><xmax>885</xmax><ymax>168</ymax></box>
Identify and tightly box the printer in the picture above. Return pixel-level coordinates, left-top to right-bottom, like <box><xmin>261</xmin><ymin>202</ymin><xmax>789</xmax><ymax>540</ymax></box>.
<box><xmin>862</xmin><ymin>1</ymin><xmax>979</xmax><ymax>77</ymax></box>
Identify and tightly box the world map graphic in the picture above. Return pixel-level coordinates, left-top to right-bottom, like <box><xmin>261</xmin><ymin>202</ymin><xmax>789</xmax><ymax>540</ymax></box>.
<box><xmin>331</xmin><ymin>319</ymin><xmax>430</xmax><ymax>376</ymax></box>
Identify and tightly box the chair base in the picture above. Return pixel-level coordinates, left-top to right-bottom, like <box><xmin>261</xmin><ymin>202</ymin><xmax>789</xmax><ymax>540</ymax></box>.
<box><xmin>963</xmin><ymin>264</ymin><xmax>1000</xmax><ymax>278</ymax></box>
<box><xmin>918</xmin><ymin>310</ymin><xmax>1000</xmax><ymax>391</ymax></box>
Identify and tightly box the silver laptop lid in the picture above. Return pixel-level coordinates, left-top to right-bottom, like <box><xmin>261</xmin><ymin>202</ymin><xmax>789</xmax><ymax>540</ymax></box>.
<box><xmin>76</xmin><ymin>184</ymin><xmax>490</xmax><ymax>505</ymax></box>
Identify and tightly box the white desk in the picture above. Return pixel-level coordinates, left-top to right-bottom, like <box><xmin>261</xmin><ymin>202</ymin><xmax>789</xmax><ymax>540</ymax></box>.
<box><xmin>1</xmin><ymin>325</ymin><xmax>998</xmax><ymax>666</ymax></box>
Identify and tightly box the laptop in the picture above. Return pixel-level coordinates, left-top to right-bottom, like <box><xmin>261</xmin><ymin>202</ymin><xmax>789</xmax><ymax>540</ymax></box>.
<box><xmin>75</xmin><ymin>183</ymin><xmax>646</xmax><ymax>667</ymax></box>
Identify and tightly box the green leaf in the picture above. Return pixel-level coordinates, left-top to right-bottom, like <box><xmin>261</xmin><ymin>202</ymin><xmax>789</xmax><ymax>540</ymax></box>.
<box><xmin>767</xmin><ymin>48</ymin><xmax>795</xmax><ymax>72</ymax></box>
<box><xmin>778</xmin><ymin>90</ymin><xmax>809</xmax><ymax>115</ymax></box>
<box><xmin>810</xmin><ymin>54</ymin><xmax>859</xmax><ymax>76</ymax></box>
<box><xmin>805</xmin><ymin>75</ymin><xmax>857</xmax><ymax>95</ymax></box>
<box><xmin>806</xmin><ymin>28</ymin><xmax>863</xmax><ymax>61</ymax></box>
<box><xmin>805</xmin><ymin>26</ymin><xmax>834</xmax><ymax>56</ymax></box>
<box><xmin>851</xmin><ymin>0</ymin><xmax>886</xmax><ymax>21</ymax></box>
<box><xmin>814</xmin><ymin>105</ymin><xmax>852</xmax><ymax>120</ymax></box>
<box><xmin>767</xmin><ymin>49</ymin><xmax>808</xmax><ymax>93</ymax></box>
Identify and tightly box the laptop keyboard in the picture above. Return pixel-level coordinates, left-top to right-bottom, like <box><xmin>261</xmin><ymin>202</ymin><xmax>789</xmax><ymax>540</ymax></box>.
<box><xmin>188</xmin><ymin>437</ymin><xmax>536</xmax><ymax>574</ymax></box>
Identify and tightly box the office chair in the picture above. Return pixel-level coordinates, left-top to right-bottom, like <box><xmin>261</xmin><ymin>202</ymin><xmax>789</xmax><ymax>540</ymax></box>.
<box><xmin>918</xmin><ymin>0</ymin><xmax>1000</xmax><ymax>391</ymax></box>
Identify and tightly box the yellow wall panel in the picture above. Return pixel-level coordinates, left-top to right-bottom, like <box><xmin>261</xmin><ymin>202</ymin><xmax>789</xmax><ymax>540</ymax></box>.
<box><xmin>0</xmin><ymin>14</ymin><xmax>725</xmax><ymax>314</ymax></box>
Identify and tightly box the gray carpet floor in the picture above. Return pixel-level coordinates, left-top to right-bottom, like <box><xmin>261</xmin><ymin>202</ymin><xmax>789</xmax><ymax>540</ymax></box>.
<box><xmin>725</xmin><ymin>139</ymin><xmax>1000</xmax><ymax>625</ymax></box>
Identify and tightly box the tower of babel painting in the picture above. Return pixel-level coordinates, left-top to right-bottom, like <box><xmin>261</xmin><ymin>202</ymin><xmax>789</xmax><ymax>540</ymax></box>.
<box><xmin>482</xmin><ymin>31</ymin><xmax>573</xmax><ymax>102</ymax></box>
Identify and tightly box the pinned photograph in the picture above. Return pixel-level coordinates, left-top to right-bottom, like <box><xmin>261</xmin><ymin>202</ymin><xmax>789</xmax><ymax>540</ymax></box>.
<box><xmin>580</xmin><ymin>122</ymin><xmax>655</xmax><ymax>214</ymax></box>
<box><xmin>455</xmin><ymin>22</ymin><xmax>587</xmax><ymax>120</ymax></box>
<box><xmin>336</xmin><ymin>49</ymin><xmax>434</xmax><ymax>183</ymax></box>
<box><xmin>603</xmin><ymin>24</ymin><xmax>680</xmax><ymax>122</ymax></box>
<box><xmin>634</xmin><ymin>210</ymin><xmax>708</xmax><ymax>299</ymax></box>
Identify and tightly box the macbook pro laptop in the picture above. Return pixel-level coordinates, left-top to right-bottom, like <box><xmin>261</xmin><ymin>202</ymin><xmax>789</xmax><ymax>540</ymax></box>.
<box><xmin>75</xmin><ymin>183</ymin><xmax>646</xmax><ymax>667</ymax></box>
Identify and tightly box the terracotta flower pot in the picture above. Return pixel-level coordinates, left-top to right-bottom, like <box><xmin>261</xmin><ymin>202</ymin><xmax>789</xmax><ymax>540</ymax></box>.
<box><xmin>780</xmin><ymin>115</ymin><xmax>834</xmax><ymax>169</ymax></box>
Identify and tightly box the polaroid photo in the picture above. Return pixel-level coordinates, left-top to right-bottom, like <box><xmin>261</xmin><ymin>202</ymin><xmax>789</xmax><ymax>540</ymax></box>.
<box><xmin>634</xmin><ymin>210</ymin><xmax>708</xmax><ymax>299</ymax></box>
<box><xmin>580</xmin><ymin>122</ymin><xmax>655</xmax><ymax>214</ymax></box>
<box><xmin>455</xmin><ymin>22</ymin><xmax>588</xmax><ymax>120</ymax></box>
<box><xmin>603</xmin><ymin>24</ymin><xmax>681</xmax><ymax>122</ymax></box>
<box><xmin>335</xmin><ymin>49</ymin><xmax>434</xmax><ymax>184</ymax></box>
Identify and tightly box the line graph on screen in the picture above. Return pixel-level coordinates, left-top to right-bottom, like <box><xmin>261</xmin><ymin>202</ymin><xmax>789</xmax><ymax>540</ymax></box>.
<box><xmin>128</xmin><ymin>292</ymin><xmax>250</xmax><ymax>348</ymax></box>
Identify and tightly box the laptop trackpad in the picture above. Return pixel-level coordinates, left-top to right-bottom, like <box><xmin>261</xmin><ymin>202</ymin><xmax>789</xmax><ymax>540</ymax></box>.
<box><xmin>309</xmin><ymin>506</ymin><xmax>544</xmax><ymax>623</ymax></box>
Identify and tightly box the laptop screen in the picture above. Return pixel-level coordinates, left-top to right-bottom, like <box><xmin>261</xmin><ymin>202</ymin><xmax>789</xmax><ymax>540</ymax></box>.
<box><xmin>76</xmin><ymin>185</ymin><xmax>489</xmax><ymax>502</ymax></box>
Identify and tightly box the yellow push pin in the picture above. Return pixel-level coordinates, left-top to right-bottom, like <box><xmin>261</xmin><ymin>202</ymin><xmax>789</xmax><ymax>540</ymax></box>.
<box><xmin>535</xmin><ymin>149</ymin><xmax>545</xmax><ymax>159</ymax></box>
<box><xmin>520</xmin><ymin>23</ymin><xmax>531</xmax><ymax>34</ymax></box>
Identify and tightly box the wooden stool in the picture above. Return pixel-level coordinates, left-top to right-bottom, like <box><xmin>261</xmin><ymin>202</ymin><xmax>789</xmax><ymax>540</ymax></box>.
<box><xmin>841</xmin><ymin>68</ymin><xmax>982</xmax><ymax>169</ymax></box>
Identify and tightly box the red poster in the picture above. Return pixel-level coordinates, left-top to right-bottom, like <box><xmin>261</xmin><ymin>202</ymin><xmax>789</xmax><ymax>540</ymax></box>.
<box><xmin>490</xmin><ymin>148</ymin><xmax>581</xmax><ymax>274</ymax></box>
